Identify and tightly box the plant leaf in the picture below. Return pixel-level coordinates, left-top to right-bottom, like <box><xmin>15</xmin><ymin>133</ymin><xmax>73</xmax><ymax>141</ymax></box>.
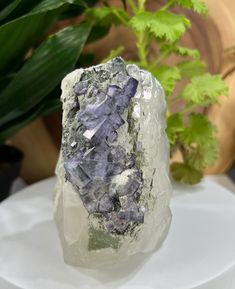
<box><xmin>176</xmin><ymin>0</ymin><xmax>208</xmax><ymax>15</ymax></box>
<box><xmin>0</xmin><ymin>0</ymin><xmax>70</xmax><ymax>74</ymax></box>
<box><xmin>151</xmin><ymin>65</ymin><xmax>181</xmax><ymax>97</ymax></box>
<box><xmin>173</xmin><ymin>46</ymin><xmax>200</xmax><ymax>58</ymax></box>
<box><xmin>86</xmin><ymin>6</ymin><xmax>129</xmax><ymax>26</ymax></box>
<box><xmin>87</xmin><ymin>24</ymin><xmax>110</xmax><ymax>43</ymax></box>
<box><xmin>0</xmin><ymin>22</ymin><xmax>92</xmax><ymax>129</ymax></box>
<box><xmin>0</xmin><ymin>0</ymin><xmax>21</xmax><ymax>22</ymax></box>
<box><xmin>59</xmin><ymin>0</ymin><xmax>99</xmax><ymax>20</ymax></box>
<box><xmin>182</xmin><ymin>73</ymin><xmax>228</xmax><ymax>105</ymax></box>
<box><xmin>31</xmin><ymin>0</ymin><xmax>73</xmax><ymax>13</ymax></box>
<box><xmin>130</xmin><ymin>11</ymin><xmax>190</xmax><ymax>42</ymax></box>
<box><xmin>2</xmin><ymin>0</ymin><xmax>44</xmax><ymax>21</ymax></box>
<box><xmin>77</xmin><ymin>53</ymin><xmax>95</xmax><ymax>67</ymax></box>
<box><xmin>0</xmin><ymin>90</ymin><xmax>61</xmax><ymax>143</ymax></box>
<box><xmin>186</xmin><ymin>138</ymin><xmax>219</xmax><ymax>170</ymax></box>
<box><xmin>177</xmin><ymin>60</ymin><xmax>206</xmax><ymax>78</ymax></box>
<box><xmin>0</xmin><ymin>1</ymin><xmax>16</xmax><ymax>10</ymax></box>
<box><xmin>166</xmin><ymin>113</ymin><xmax>184</xmax><ymax>145</ymax></box>
<box><xmin>179</xmin><ymin>114</ymin><xmax>216</xmax><ymax>147</ymax></box>
<box><xmin>179</xmin><ymin>114</ymin><xmax>219</xmax><ymax>170</ymax></box>
<box><xmin>160</xmin><ymin>43</ymin><xmax>200</xmax><ymax>59</ymax></box>
<box><xmin>171</xmin><ymin>162</ymin><xmax>203</xmax><ymax>184</ymax></box>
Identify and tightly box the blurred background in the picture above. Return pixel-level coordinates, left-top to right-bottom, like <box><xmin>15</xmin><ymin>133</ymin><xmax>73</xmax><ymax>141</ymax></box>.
<box><xmin>0</xmin><ymin>0</ymin><xmax>235</xmax><ymax>201</ymax></box>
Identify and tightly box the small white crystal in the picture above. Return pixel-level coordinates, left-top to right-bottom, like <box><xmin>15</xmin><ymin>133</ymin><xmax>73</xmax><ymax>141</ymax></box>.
<box><xmin>70</xmin><ymin>141</ymin><xmax>77</xmax><ymax>148</ymax></box>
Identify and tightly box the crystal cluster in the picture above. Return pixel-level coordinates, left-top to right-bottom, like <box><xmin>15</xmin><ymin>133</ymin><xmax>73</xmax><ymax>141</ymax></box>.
<box><xmin>64</xmin><ymin>75</ymin><xmax>144</xmax><ymax>234</ymax></box>
<box><xmin>55</xmin><ymin>57</ymin><xmax>172</xmax><ymax>267</ymax></box>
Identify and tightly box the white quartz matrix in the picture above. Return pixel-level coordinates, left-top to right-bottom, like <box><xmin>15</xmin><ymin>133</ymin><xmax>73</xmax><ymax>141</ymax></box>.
<box><xmin>54</xmin><ymin>58</ymin><xmax>172</xmax><ymax>268</ymax></box>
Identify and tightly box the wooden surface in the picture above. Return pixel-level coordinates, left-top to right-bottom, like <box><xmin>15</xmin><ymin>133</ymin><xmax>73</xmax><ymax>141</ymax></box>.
<box><xmin>9</xmin><ymin>0</ymin><xmax>235</xmax><ymax>183</ymax></box>
<box><xmin>205</xmin><ymin>0</ymin><xmax>235</xmax><ymax>173</ymax></box>
<box><xmin>9</xmin><ymin>119</ymin><xmax>59</xmax><ymax>183</ymax></box>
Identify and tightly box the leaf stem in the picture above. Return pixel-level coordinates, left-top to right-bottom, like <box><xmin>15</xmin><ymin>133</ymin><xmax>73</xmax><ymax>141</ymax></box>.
<box><xmin>112</xmin><ymin>10</ymin><xmax>129</xmax><ymax>26</ymax></box>
<box><xmin>138</xmin><ymin>0</ymin><xmax>146</xmax><ymax>11</ymax></box>
<box><xmin>136</xmin><ymin>31</ymin><xmax>148</xmax><ymax>67</ymax></box>
<box><xmin>180</xmin><ymin>104</ymin><xmax>198</xmax><ymax>115</ymax></box>
<box><xmin>171</xmin><ymin>95</ymin><xmax>181</xmax><ymax>103</ymax></box>
<box><xmin>152</xmin><ymin>48</ymin><xmax>172</xmax><ymax>67</ymax></box>
<box><xmin>102</xmin><ymin>46</ymin><xmax>125</xmax><ymax>63</ymax></box>
<box><xmin>127</xmin><ymin>0</ymin><xmax>139</xmax><ymax>14</ymax></box>
<box><xmin>160</xmin><ymin>0</ymin><xmax>175</xmax><ymax>11</ymax></box>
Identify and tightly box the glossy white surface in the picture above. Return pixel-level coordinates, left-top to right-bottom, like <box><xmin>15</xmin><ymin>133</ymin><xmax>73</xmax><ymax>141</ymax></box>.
<box><xmin>0</xmin><ymin>176</ymin><xmax>235</xmax><ymax>289</ymax></box>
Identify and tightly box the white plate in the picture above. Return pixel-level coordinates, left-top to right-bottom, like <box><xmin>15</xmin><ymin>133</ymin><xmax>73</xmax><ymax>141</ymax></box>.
<box><xmin>0</xmin><ymin>176</ymin><xmax>235</xmax><ymax>289</ymax></box>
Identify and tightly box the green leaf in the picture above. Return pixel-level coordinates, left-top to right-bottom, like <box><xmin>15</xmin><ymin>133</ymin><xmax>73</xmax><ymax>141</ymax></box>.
<box><xmin>179</xmin><ymin>114</ymin><xmax>219</xmax><ymax>170</ymax></box>
<box><xmin>166</xmin><ymin>113</ymin><xmax>184</xmax><ymax>145</ymax></box>
<box><xmin>31</xmin><ymin>0</ymin><xmax>73</xmax><ymax>13</ymax></box>
<box><xmin>151</xmin><ymin>65</ymin><xmax>181</xmax><ymax>97</ymax></box>
<box><xmin>0</xmin><ymin>0</ymin><xmax>21</xmax><ymax>22</ymax></box>
<box><xmin>2</xmin><ymin>0</ymin><xmax>44</xmax><ymax>21</ymax></box>
<box><xmin>173</xmin><ymin>46</ymin><xmax>200</xmax><ymax>58</ymax></box>
<box><xmin>186</xmin><ymin>138</ymin><xmax>219</xmax><ymax>170</ymax></box>
<box><xmin>176</xmin><ymin>0</ymin><xmax>208</xmax><ymax>15</ymax></box>
<box><xmin>170</xmin><ymin>114</ymin><xmax>219</xmax><ymax>178</ymax></box>
<box><xmin>0</xmin><ymin>0</ymin><xmax>69</xmax><ymax>74</ymax></box>
<box><xmin>179</xmin><ymin>114</ymin><xmax>216</xmax><ymax>147</ymax></box>
<box><xmin>182</xmin><ymin>73</ymin><xmax>228</xmax><ymax>105</ymax></box>
<box><xmin>86</xmin><ymin>6</ymin><xmax>129</xmax><ymax>26</ymax></box>
<box><xmin>77</xmin><ymin>53</ymin><xmax>95</xmax><ymax>67</ymax></box>
<box><xmin>160</xmin><ymin>43</ymin><xmax>200</xmax><ymax>59</ymax></box>
<box><xmin>0</xmin><ymin>22</ymin><xmax>92</xmax><ymax>129</ymax></box>
<box><xmin>0</xmin><ymin>89</ymin><xmax>61</xmax><ymax>143</ymax></box>
<box><xmin>0</xmin><ymin>1</ymin><xmax>15</xmax><ymax>10</ymax></box>
<box><xmin>171</xmin><ymin>162</ymin><xmax>203</xmax><ymax>184</ymax></box>
<box><xmin>0</xmin><ymin>74</ymin><xmax>15</xmax><ymax>92</ymax></box>
<box><xmin>177</xmin><ymin>60</ymin><xmax>206</xmax><ymax>78</ymax></box>
<box><xmin>59</xmin><ymin>0</ymin><xmax>99</xmax><ymax>20</ymax></box>
<box><xmin>130</xmin><ymin>10</ymin><xmax>190</xmax><ymax>42</ymax></box>
<box><xmin>87</xmin><ymin>24</ymin><xmax>110</xmax><ymax>43</ymax></box>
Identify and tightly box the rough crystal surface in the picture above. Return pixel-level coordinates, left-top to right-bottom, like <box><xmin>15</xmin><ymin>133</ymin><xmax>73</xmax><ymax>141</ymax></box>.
<box><xmin>55</xmin><ymin>57</ymin><xmax>172</xmax><ymax>267</ymax></box>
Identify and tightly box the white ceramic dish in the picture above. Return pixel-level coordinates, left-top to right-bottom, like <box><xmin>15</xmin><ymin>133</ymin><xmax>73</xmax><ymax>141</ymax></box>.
<box><xmin>0</xmin><ymin>176</ymin><xmax>235</xmax><ymax>289</ymax></box>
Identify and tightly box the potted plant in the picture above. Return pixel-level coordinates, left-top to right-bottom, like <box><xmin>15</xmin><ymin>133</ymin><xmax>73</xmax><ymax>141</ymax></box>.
<box><xmin>0</xmin><ymin>0</ymin><xmax>228</xmax><ymax>195</ymax></box>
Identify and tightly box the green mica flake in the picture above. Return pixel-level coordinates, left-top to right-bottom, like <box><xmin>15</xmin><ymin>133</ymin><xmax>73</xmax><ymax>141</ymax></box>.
<box><xmin>88</xmin><ymin>227</ymin><xmax>121</xmax><ymax>251</ymax></box>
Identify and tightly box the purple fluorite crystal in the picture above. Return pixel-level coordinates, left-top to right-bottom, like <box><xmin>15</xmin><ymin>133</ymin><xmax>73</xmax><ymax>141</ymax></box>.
<box><xmin>63</xmin><ymin>58</ymin><xmax>145</xmax><ymax>234</ymax></box>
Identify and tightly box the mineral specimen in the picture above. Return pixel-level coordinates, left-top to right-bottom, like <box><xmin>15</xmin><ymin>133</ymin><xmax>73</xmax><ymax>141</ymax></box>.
<box><xmin>55</xmin><ymin>57</ymin><xmax>172</xmax><ymax>267</ymax></box>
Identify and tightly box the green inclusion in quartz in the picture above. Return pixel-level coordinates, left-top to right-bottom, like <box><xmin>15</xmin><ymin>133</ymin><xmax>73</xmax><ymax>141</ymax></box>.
<box><xmin>88</xmin><ymin>227</ymin><xmax>121</xmax><ymax>251</ymax></box>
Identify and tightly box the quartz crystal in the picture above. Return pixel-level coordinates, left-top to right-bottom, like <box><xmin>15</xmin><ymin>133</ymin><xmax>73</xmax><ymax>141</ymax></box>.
<box><xmin>54</xmin><ymin>57</ymin><xmax>172</xmax><ymax>267</ymax></box>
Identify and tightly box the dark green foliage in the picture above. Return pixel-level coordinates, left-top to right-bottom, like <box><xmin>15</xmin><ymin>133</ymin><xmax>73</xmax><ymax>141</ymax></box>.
<box><xmin>0</xmin><ymin>0</ymin><xmax>103</xmax><ymax>143</ymax></box>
